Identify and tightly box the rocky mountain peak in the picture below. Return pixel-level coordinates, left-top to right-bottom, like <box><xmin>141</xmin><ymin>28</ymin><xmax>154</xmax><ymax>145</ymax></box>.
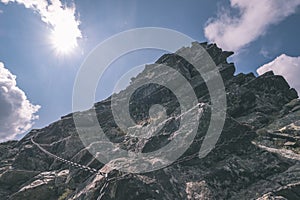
<box><xmin>1</xmin><ymin>42</ymin><xmax>299</xmax><ymax>200</ymax></box>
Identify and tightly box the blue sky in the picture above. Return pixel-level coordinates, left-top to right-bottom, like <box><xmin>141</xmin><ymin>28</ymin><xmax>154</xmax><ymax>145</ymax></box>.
<box><xmin>0</xmin><ymin>0</ymin><xmax>299</xmax><ymax>141</ymax></box>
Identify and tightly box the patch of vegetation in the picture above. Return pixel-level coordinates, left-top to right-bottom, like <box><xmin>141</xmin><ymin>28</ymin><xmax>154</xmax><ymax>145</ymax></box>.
<box><xmin>58</xmin><ymin>188</ymin><xmax>73</xmax><ymax>200</ymax></box>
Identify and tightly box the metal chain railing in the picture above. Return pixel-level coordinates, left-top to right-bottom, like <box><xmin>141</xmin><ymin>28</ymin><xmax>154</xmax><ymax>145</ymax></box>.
<box><xmin>31</xmin><ymin>136</ymin><xmax>135</xmax><ymax>199</ymax></box>
<box><xmin>31</xmin><ymin>137</ymin><xmax>101</xmax><ymax>174</ymax></box>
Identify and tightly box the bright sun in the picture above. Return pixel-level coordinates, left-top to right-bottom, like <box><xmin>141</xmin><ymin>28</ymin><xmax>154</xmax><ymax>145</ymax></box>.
<box><xmin>51</xmin><ymin>29</ymin><xmax>77</xmax><ymax>54</ymax></box>
<box><xmin>50</xmin><ymin>26</ymin><xmax>79</xmax><ymax>54</ymax></box>
<box><xmin>50</xmin><ymin>16</ymin><xmax>82</xmax><ymax>55</ymax></box>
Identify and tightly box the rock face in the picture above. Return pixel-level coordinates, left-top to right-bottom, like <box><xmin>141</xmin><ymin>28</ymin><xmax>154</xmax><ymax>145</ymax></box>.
<box><xmin>1</xmin><ymin>42</ymin><xmax>300</xmax><ymax>200</ymax></box>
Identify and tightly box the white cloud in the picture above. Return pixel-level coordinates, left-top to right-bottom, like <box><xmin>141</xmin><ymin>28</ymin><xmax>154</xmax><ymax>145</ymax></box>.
<box><xmin>1</xmin><ymin>0</ymin><xmax>82</xmax><ymax>49</ymax></box>
<box><xmin>204</xmin><ymin>0</ymin><xmax>300</xmax><ymax>51</ymax></box>
<box><xmin>257</xmin><ymin>54</ymin><xmax>300</xmax><ymax>95</ymax></box>
<box><xmin>0</xmin><ymin>62</ymin><xmax>40</xmax><ymax>142</ymax></box>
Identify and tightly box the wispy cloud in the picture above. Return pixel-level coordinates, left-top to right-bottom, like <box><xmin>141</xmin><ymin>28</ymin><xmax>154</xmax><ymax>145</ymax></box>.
<box><xmin>257</xmin><ymin>54</ymin><xmax>300</xmax><ymax>95</ymax></box>
<box><xmin>0</xmin><ymin>62</ymin><xmax>40</xmax><ymax>142</ymax></box>
<box><xmin>204</xmin><ymin>0</ymin><xmax>300</xmax><ymax>51</ymax></box>
<box><xmin>1</xmin><ymin>0</ymin><xmax>82</xmax><ymax>48</ymax></box>
<box><xmin>259</xmin><ymin>48</ymin><xmax>271</xmax><ymax>59</ymax></box>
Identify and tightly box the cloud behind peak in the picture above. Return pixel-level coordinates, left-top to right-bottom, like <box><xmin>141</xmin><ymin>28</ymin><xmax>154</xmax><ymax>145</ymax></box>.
<box><xmin>204</xmin><ymin>0</ymin><xmax>300</xmax><ymax>51</ymax></box>
<box><xmin>257</xmin><ymin>54</ymin><xmax>300</xmax><ymax>96</ymax></box>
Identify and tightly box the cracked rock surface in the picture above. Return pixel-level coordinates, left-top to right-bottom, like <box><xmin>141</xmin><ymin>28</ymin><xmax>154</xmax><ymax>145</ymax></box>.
<box><xmin>1</xmin><ymin>42</ymin><xmax>299</xmax><ymax>200</ymax></box>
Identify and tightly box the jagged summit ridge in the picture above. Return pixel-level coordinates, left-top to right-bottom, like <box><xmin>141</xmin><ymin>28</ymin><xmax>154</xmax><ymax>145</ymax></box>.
<box><xmin>0</xmin><ymin>42</ymin><xmax>299</xmax><ymax>200</ymax></box>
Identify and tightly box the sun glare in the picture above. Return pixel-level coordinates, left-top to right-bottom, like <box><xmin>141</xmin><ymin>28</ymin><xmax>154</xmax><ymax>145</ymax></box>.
<box><xmin>51</xmin><ymin>27</ymin><xmax>77</xmax><ymax>54</ymax></box>
<box><xmin>49</xmin><ymin>11</ymin><xmax>82</xmax><ymax>55</ymax></box>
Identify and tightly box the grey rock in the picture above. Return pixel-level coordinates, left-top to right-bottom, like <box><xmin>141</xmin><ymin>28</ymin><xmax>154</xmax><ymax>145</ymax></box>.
<box><xmin>1</xmin><ymin>42</ymin><xmax>300</xmax><ymax>200</ymax></box>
